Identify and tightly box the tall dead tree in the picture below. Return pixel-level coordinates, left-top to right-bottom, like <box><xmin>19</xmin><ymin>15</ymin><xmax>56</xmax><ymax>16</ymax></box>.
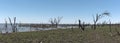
<box><xmin>14</xmin><ymin>17</ymin><xmax>17</xmax><ymax>32</ymax></box>
<box><xmin>8</xmin><ymin>17</ymin><xmax>17</xmax><ymax>32</ymax></box>
<box><xmin>49</xmin><ymin>17</ymin><xmax>63</xmax><ymax>28</ymax></box>
<box><xmin>93</xmin><ymin>12</ymin><xmax>110</xmax><ymax>30</ymax></box>
<box><xmin>4</xmin><ymin>19</ymin><xmax>8</xmax><ymax>33</ymax></box>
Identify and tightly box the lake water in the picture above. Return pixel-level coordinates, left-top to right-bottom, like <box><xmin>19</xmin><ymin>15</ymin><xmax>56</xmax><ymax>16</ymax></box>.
<box><xmin>0</xmin><ymin>24</ymin><xmax>56</xmax><ymax>33</ymax></box>
<box><xmin>0</xmin><ymin>24</ymin><xmax>78</xmax><ymax>33</ymax></box>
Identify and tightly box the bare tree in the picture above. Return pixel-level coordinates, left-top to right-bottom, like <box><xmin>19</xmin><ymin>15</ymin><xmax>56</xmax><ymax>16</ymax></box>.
<box><xmin>93</xmin><ymin>12</ymin><xmax>110</xmax><ymax>30</ymax></box>
<box><xmin>78</xmin><ymin>19</ymin><xmax>85</xmax><ymax>31</ymax></box>
<box><xmin>8</xmin><ymin>17</ymin><xmax>17</xmax><ymax>32</ymax></box>
<box><xmin>78</xmin><ymin>20</ymin><xmax>81</xmax><ymax>28</ymax></box>
<box><xmin>14</xmin><ymin>17</ymin><xmax>17</xmax><ymax>32</ymax></box>
<box><xmin>49</xmin><ymin>17</ymin><xmax>63</xmax><ymax>28</ymax></box>
<box><xmin>49</xmin><ymin>18</ymin><xmax>55</xmax><ymax>28</ymax></box>
<box><xmin>4</xmin><ymin>19</ymin><xmax>8</xmax><ymax>33</ymax></box>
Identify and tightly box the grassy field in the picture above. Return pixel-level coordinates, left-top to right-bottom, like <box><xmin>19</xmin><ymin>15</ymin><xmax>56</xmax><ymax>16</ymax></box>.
<box><xmin>0</xmin><ymin>26</ymin><xmax>120</xmax><ymax>43</ymax></box>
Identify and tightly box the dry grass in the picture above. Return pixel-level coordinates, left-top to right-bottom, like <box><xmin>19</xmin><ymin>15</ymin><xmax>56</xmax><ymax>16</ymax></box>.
<box><xmin>0</xmin><ymin>26</ymin><xmax>120</xmax><ymax>43</ymax></box>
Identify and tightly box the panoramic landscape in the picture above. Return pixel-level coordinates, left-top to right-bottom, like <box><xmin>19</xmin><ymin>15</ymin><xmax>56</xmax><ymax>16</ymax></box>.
<box><xmin>0</xmin><ymin>0</ymin><xmax>120</xmax><ymax>43</ymax></box>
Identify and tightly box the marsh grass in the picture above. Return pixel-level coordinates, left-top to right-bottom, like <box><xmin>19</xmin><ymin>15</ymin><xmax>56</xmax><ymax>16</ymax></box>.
<box><xmin>0</xmin><ymin>26</ymin><xmax>120</xmax><ymax>43</ymax></box>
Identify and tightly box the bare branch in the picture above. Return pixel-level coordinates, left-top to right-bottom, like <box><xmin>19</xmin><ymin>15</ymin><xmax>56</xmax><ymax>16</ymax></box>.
<box><xmin>93</xmin><ymin>11</ymin><xmax>110</xmax><ymax>30</ymax></box>
<box><xmin>49</xmin><ymin>17</ymin><xmax>63</xmax><ymax>28</ymax></box>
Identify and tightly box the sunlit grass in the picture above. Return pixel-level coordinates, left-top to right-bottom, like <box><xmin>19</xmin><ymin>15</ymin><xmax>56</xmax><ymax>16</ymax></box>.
<box><xmin>0</xmin><ymin>26</ymin><xmax>120</xmax><ymax>43</ymax></box>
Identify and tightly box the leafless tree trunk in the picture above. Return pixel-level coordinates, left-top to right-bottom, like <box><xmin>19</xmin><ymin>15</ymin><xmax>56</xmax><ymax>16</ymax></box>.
<box><xmin>8</xmin><ymin>17</ymin><xmax>17</xmax><ymax>32</ymax></box>
<box><xmin>49</xmin><ymin>18</ymin><xmax>55</xmax><ymax>28</ymax></box>
<box><xmin>93</xmin><ymin>14</ymin><xmax>101</xmax><ymax>30</ymax></box>
<box><xmin>4</xmin><ymin>19</ymin><xmax>8</xmax><ymax>33</ymax></box>
<box><xmin>14</xmin><ymin>17</ymin><xmax>17</xmax><ymax>32</ymax></box>
<box><xmin>78</xmin><ymin>20</ymin><xmax>81</xmax><ymax>28</ymax></box>
<box><xmin>78</xmin><ymin>19</ymin><xmax>85</xmax><ymax>31</ymax></box>
<box><xmin>93</xmin><ymin>12</ymin><xmax>110</xmax><ymax>30</ymax></box>
<box><xmin>49</xmin><ymin>17</ymin><xmax>63</xmax><ymax>28</ymax></box>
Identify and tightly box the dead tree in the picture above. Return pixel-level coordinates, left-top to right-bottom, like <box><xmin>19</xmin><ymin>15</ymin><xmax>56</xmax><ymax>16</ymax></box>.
<box><xmin>8</xmin><ymin>17</ymin><xmax>17</xmax><ymax>32</ymax></box>
<box><xmin>79</xmin><ymin>20</ymin><xmax>81</xmax><ymax>28</ymax></box>
<box><xmin>78</xmin><ymin>20</ymin><xmax>85</xmax><ymax>31</ymax></box>
<box><xmin>49</xmin><ymin>17</ymin><xmax>63</xmax><ymax>28</ymax></box>
<box><xmin>49</xmin><ymin>18</ymin><xmax>55</xmax><ymax>28</ymax></box>
<box><xmin>93</xmin><ymin>12</ymin><xmax>110</xmax><ymax>30</ymax></box>
<box><xmin>4</xmin><ymin>19</ymin><xmax>8</xmax><ymax>33</ymax></box>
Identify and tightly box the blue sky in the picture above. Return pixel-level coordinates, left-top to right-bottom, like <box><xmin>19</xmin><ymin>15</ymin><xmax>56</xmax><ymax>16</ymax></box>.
<box><xmin>0</xmin><ymin>0</ymin><xmax>120</xmax><ymax>24</ymax></box>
